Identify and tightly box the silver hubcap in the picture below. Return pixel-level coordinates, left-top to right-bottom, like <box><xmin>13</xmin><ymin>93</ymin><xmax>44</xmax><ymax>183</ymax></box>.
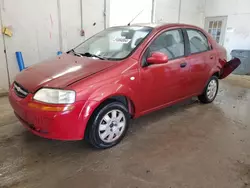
<box><xmin>207</xmin><ymin>79</ymin><xmax>217</xmax><ymax>100</ymax></box>
<box><xmin>98</xmin><ymin>110</ymin><xmax>126</xmax><ymax>143</ymax></box>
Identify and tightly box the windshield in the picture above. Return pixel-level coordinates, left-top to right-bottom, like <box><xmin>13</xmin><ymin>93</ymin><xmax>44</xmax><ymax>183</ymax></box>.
<box><xmin>74</xmin><ymin>26</ymin><xmax>152</xmax><ymax>60</ymax></box>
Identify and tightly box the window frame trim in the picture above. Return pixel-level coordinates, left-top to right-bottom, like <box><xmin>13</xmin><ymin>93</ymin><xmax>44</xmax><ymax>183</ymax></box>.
<box><xmin>141</xmin><ymin>28</ymin><xmax>188</xmax><ymax>67</ymax></box>
<box><xmin>183</xmin><ymin>28</ymin><xmax>212</xmax><ymax>56</ymax></box>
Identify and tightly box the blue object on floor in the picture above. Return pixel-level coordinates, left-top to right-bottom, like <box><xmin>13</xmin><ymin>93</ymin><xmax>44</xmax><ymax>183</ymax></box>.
<box><xmin>15</xmin><ymin>52</ymin><xmax>25</xmax><ymax>71</ymax></box>
<box><xmin>57</xmin><ymin>51</ymin><xmax>62</xmax><ymax>55</ymax></box>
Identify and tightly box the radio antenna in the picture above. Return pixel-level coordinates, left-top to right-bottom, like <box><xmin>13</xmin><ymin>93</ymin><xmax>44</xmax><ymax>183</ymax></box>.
<box><xmin>127</xmin><ymin>9</ymin><xmax>144</xmax><ymax>26</ymax></box>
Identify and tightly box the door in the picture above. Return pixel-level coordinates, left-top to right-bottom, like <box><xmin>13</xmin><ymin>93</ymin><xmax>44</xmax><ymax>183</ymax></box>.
<box><xmin>139</xmin><ymin>29</ymin><xmax>189</xmax><ymax>112</ymax></box>
<box><xmin>205</xmin><ymin>16</ymin><xmax>227</xmax><ymax>45</ymax></box>
<box><xmin>184</xmin><ymin>28</ymin><xmax>217</xmax><ymax>95</ymax></box>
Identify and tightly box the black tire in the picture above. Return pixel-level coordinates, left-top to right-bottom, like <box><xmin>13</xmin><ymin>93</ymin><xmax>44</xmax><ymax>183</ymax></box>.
<box><xmin>86</xmin><ymin>101</ymin><xmax>130</xmax><ymax>149</ymax></box>
<box><xmin>198</xmin><ymin>76</ymin><xmax>219</xmax><ymax>104</ymax></box>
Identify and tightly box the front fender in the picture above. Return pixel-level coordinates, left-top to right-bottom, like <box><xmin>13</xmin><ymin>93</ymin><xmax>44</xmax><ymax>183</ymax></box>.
<box><xmin>88</xmin><ymin>83</ymin><xmax>136</xmax><ymax>103</ymax></box>
<box><xmin>78</xmin><ymin>84</ymin><xmax>136</xmax><ymax>138</ymax></box>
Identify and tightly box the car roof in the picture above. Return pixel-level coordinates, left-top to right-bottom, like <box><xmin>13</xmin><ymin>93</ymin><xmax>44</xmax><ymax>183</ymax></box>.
<box><xmin>130</xmin><ymin>22</ymin><xmax>199</xmax><ymax>29</ymax></box>
<box><xmin>109</xmin><ymin>23</ymin><xmax>201</xmax><ymax>31</ymax></box>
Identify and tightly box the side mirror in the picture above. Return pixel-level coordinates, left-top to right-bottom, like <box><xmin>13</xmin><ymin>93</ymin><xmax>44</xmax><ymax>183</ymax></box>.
<box><xmin>146</xmin><ymin>52</ymin><xmax>169</xmax><ymax>65</ymax></box>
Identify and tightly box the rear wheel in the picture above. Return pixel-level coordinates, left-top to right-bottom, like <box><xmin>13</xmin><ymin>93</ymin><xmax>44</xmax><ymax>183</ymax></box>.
<box><xmin>198</xmin><ymin>76</ymin><xmax>219</xmax><ymax>103</ymax></box>
<box><xmin>86</xmin><ymin>101</ymin><xmax>130</xmax><ymax>149</ymax></box>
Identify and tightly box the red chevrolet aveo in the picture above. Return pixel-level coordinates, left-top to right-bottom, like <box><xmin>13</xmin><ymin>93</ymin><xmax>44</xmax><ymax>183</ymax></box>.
<box><xmin>9</xmin><ymin>23</ymin><xmax>240</xmax><ymax>149</ymax></box>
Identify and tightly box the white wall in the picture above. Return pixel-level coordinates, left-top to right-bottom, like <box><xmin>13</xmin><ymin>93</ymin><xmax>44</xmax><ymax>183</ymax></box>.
<box><xmin>205</xmin><ymin>0</ymin><xmax>250</xmax><ymax>58</ymax></box>
<box><xmin>81</xmin><ymin>0</ymin><xmax>106</xmax><ymax>39</ymax></box>
<box><xmin>155</xmin><ymin>0</ymin><xmax>205</xmax><ymax>27</ymax></box>
<box><xmin>0</xmin><ymin>33</ymin><xmax>9</xmax><ymax>90</ymax></box>
<box><xmin>109</xmin><ymin>0</ymin><xmax>152</xmax><ymax>27</ymax></box>
<box><xmin>0</xmin><ymin>0</ymin><xmax>105</xmax><ymax>91</ymax></box>
<box><xmin>60</xmin><ymin>0</ymin><xmax>83</xmax><ymax>51</ymax></box>
<box><xmin>179</xmin><ymin>0</ymin><xmax>206</xmax><ymax>27</ymax></box>
<box><xmin>155</xmin><ymin>0</ymin><xmax>180</xmax><ymax>23</ymax></box>
<box><xmin>1</xmin><ymin>0</ymin><xmax>60</xmax><ymax>83</ymax></box>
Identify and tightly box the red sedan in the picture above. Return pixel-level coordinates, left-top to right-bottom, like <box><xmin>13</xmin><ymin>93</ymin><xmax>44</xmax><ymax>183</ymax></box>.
<box><xmin>9</xmin><ymin>23</ymin><xmax>240</xmax><ymax>149</ymax></box>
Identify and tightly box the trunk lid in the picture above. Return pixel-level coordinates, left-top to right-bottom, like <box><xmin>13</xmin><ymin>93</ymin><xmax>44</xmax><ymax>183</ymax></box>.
<box><xmin>219</xmin><ymin>58</ymin><xmax>241</xmax><ymax>79</ymax></box>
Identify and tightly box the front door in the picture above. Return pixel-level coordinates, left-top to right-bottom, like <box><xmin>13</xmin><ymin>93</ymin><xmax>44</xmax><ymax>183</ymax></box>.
<box><xmin>205</xmin><ymin>16</ymin><xmax>227</xmax><ymax>45</ymax></box>
<box><xmin>139</xmin><ymin>29</ymin><xmax>190</xmax><ymax>113</ymax></box>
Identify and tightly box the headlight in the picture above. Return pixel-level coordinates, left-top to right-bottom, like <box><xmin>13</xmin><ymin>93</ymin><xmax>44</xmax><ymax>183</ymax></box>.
<box><xmin>33</xmin><ymin>88</ymin><xmax>76</xmax><ymax>104</ymax></box>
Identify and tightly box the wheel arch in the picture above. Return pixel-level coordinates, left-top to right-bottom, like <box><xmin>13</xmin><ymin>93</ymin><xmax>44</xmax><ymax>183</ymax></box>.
<box><xmin>87</xmin><ymin>83</ymin><xmax>137</xmax><ymax>117</ymax></box>
<box><xmin>209</xmin><ymin>66</ymin><xmax>222</xmax><ymax>79</ymax></box>
<box><xmin>81</xmin><ymin>84</ymin><xmax>137</xmax><ymax>139</ymax></box>
<box><xmin>212</xmin><ymin>71</ymin><xmax>220</xmax><ymax>78</ymax></box>
<box><xmin>91</xmin><ymin>94</ymin><xmax>136</xmax><ymax>118</ymax></box>
<box><xmin>83</xmin><ymin>94</ymin><xmax>135</xmax><ymax>140</ymax></box>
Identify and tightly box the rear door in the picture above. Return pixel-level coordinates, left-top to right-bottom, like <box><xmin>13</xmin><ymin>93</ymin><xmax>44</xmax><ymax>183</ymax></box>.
<box><xmin>184</xmin><ymin>28</ymin><xmax>217</xmax><ymax>95</ymax></box>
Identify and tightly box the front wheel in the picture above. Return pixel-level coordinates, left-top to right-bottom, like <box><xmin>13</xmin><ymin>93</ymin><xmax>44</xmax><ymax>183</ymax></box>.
<box><xmin>86</xmin><ymin>101</ymin><xmax>130</xmax><ymax>149</ymax></box>
<box><xmin>198</xmin><ymin>76</ymin><xmax>219</xmax><ymax>104</ymax></box>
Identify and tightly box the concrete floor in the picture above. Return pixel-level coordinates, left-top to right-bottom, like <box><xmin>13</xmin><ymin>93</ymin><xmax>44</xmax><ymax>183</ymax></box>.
<box><xmin>1</xmin><ymin>77</ymin><xmax>250</xmax><ymax>188</ymax></box>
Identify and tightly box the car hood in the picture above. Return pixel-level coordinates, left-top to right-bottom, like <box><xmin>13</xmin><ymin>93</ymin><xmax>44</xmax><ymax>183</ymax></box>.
<box><xmin>15</xmin><ymin>54</ymin><xmax>117</xmax><ymax>93</ymax></box>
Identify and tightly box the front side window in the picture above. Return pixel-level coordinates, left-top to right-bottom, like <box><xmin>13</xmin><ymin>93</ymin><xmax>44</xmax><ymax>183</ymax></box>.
<box><xmin>147</xmin><ymin>29</ymin><xmax>185</xmax><ymax>60</ymax></box>
<box><xmin>74</xmin><ymin>26</ymin><xmax>152</xmax><ymax>60</ymax></box>
<box><xmin>186</xmin><ymin>29</ymin><xmax>210</xmax><ymax>54</ymax></box>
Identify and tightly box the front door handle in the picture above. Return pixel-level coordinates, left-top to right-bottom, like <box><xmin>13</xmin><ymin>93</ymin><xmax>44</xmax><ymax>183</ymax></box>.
<box><xmin>180</xmin><ymin>62</ymin><xmax>187</xmax><ymax>68</ymax></box>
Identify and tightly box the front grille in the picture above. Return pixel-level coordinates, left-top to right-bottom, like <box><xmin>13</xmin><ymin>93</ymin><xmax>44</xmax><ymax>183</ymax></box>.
<box><xmin>14</xmin><ymin>82</ymin><xmax>29</xmax><ymax>98</ymax></box>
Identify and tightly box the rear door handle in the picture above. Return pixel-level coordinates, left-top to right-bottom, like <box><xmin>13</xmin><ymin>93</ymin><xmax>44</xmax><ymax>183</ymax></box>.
<box><xmin>180</xmin><ymin>62</ymin><xmax>187</xmax><ymax>68</ymax></box>
<box><xmin>210</xmin><ymin>56</ymin><xmax>214</xmax><ymax>59</ymax></box>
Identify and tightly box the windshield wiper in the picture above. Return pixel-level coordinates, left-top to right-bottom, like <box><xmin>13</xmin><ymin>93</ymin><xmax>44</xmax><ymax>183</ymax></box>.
<box><xmin>81</xmin><ymin>52</ymin><xmax>106</xmax><ymax>60</ymax></box>
<box><xmin>68</xmin><ymin>50</ymin><xmax>107</xmax><ymax>60</ymax></box>
<box><xmin>68</xmin><ymin>49</ymin><xmax>83</xmax><ymax>57</ymax></box>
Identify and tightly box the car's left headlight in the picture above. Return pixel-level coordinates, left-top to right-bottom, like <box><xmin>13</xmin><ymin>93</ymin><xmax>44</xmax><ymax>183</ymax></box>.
<box><xmin>33</xmin><ymin>88</ymin><xmax>76</xmax><ymax>104</ymax></box>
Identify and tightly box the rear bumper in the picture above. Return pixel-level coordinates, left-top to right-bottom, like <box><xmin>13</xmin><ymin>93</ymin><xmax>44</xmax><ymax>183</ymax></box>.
<box><xmin>9</xmin><ymin>87</ymin><xmax>88</xmax><ymax>141</ymax></box>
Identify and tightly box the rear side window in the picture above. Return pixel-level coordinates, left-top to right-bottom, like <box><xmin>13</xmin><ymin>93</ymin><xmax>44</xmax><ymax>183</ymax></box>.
<box><xmin>186</xmin><ymin>29</ymin><xmax>210</xmax><ymax>54</ymax></box>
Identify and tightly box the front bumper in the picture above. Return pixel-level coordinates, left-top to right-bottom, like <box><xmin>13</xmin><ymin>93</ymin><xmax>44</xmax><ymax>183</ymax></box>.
<box><xmin>9</xmin><ymin>87</ymin><xmax>88</xmax><ymax>141</ymax></box>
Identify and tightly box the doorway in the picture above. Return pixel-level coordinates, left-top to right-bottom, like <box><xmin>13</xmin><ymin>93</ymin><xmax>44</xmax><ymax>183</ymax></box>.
<box><xmin>205</xmin><ymin>16</ymin><xmax>227</xmax><ymax>45</ymax></box>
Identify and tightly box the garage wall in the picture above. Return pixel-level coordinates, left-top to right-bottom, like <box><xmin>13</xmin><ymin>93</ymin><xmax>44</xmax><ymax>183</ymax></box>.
<box><xmin>0</xmin><ymin>0</ymin><xmax>106</xmax><ymax>91</ymax></box>
<box><xmin>60</xmin><ymin>0</ymin><xmax>106</xmax><ymax>47</ymax></box>
<box><xmin>0</xmin><ymin>32</ymin><xmax>9</xmax><ymax>91</ymax></box>
<box><xmin>179</xmin><ymin>0</ymin><xmax>205</xmax><ymax>27</ymax></box>
<box><xmin>60</xmin><ymin>0</ymin><xmax>83</xmax><ymax>51</ymax></box>
<box><xmin>155</xmin><ymin>0</ymin><xmax>205</xmax><ymax>27</ymax></box>
<box><xmin>109</xmin><ymin>0</ymin><xmax>152</xmax><ymax>27</ymax></box>
<box><xmin>205</xmin><ymin>0</ymin><xmax>250</xmax><ymax>58</ymax></box>
<box><xmin>1</xmin><ymin>0</ymin><xmax>60</xmax><ymax>84</ymax></box>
